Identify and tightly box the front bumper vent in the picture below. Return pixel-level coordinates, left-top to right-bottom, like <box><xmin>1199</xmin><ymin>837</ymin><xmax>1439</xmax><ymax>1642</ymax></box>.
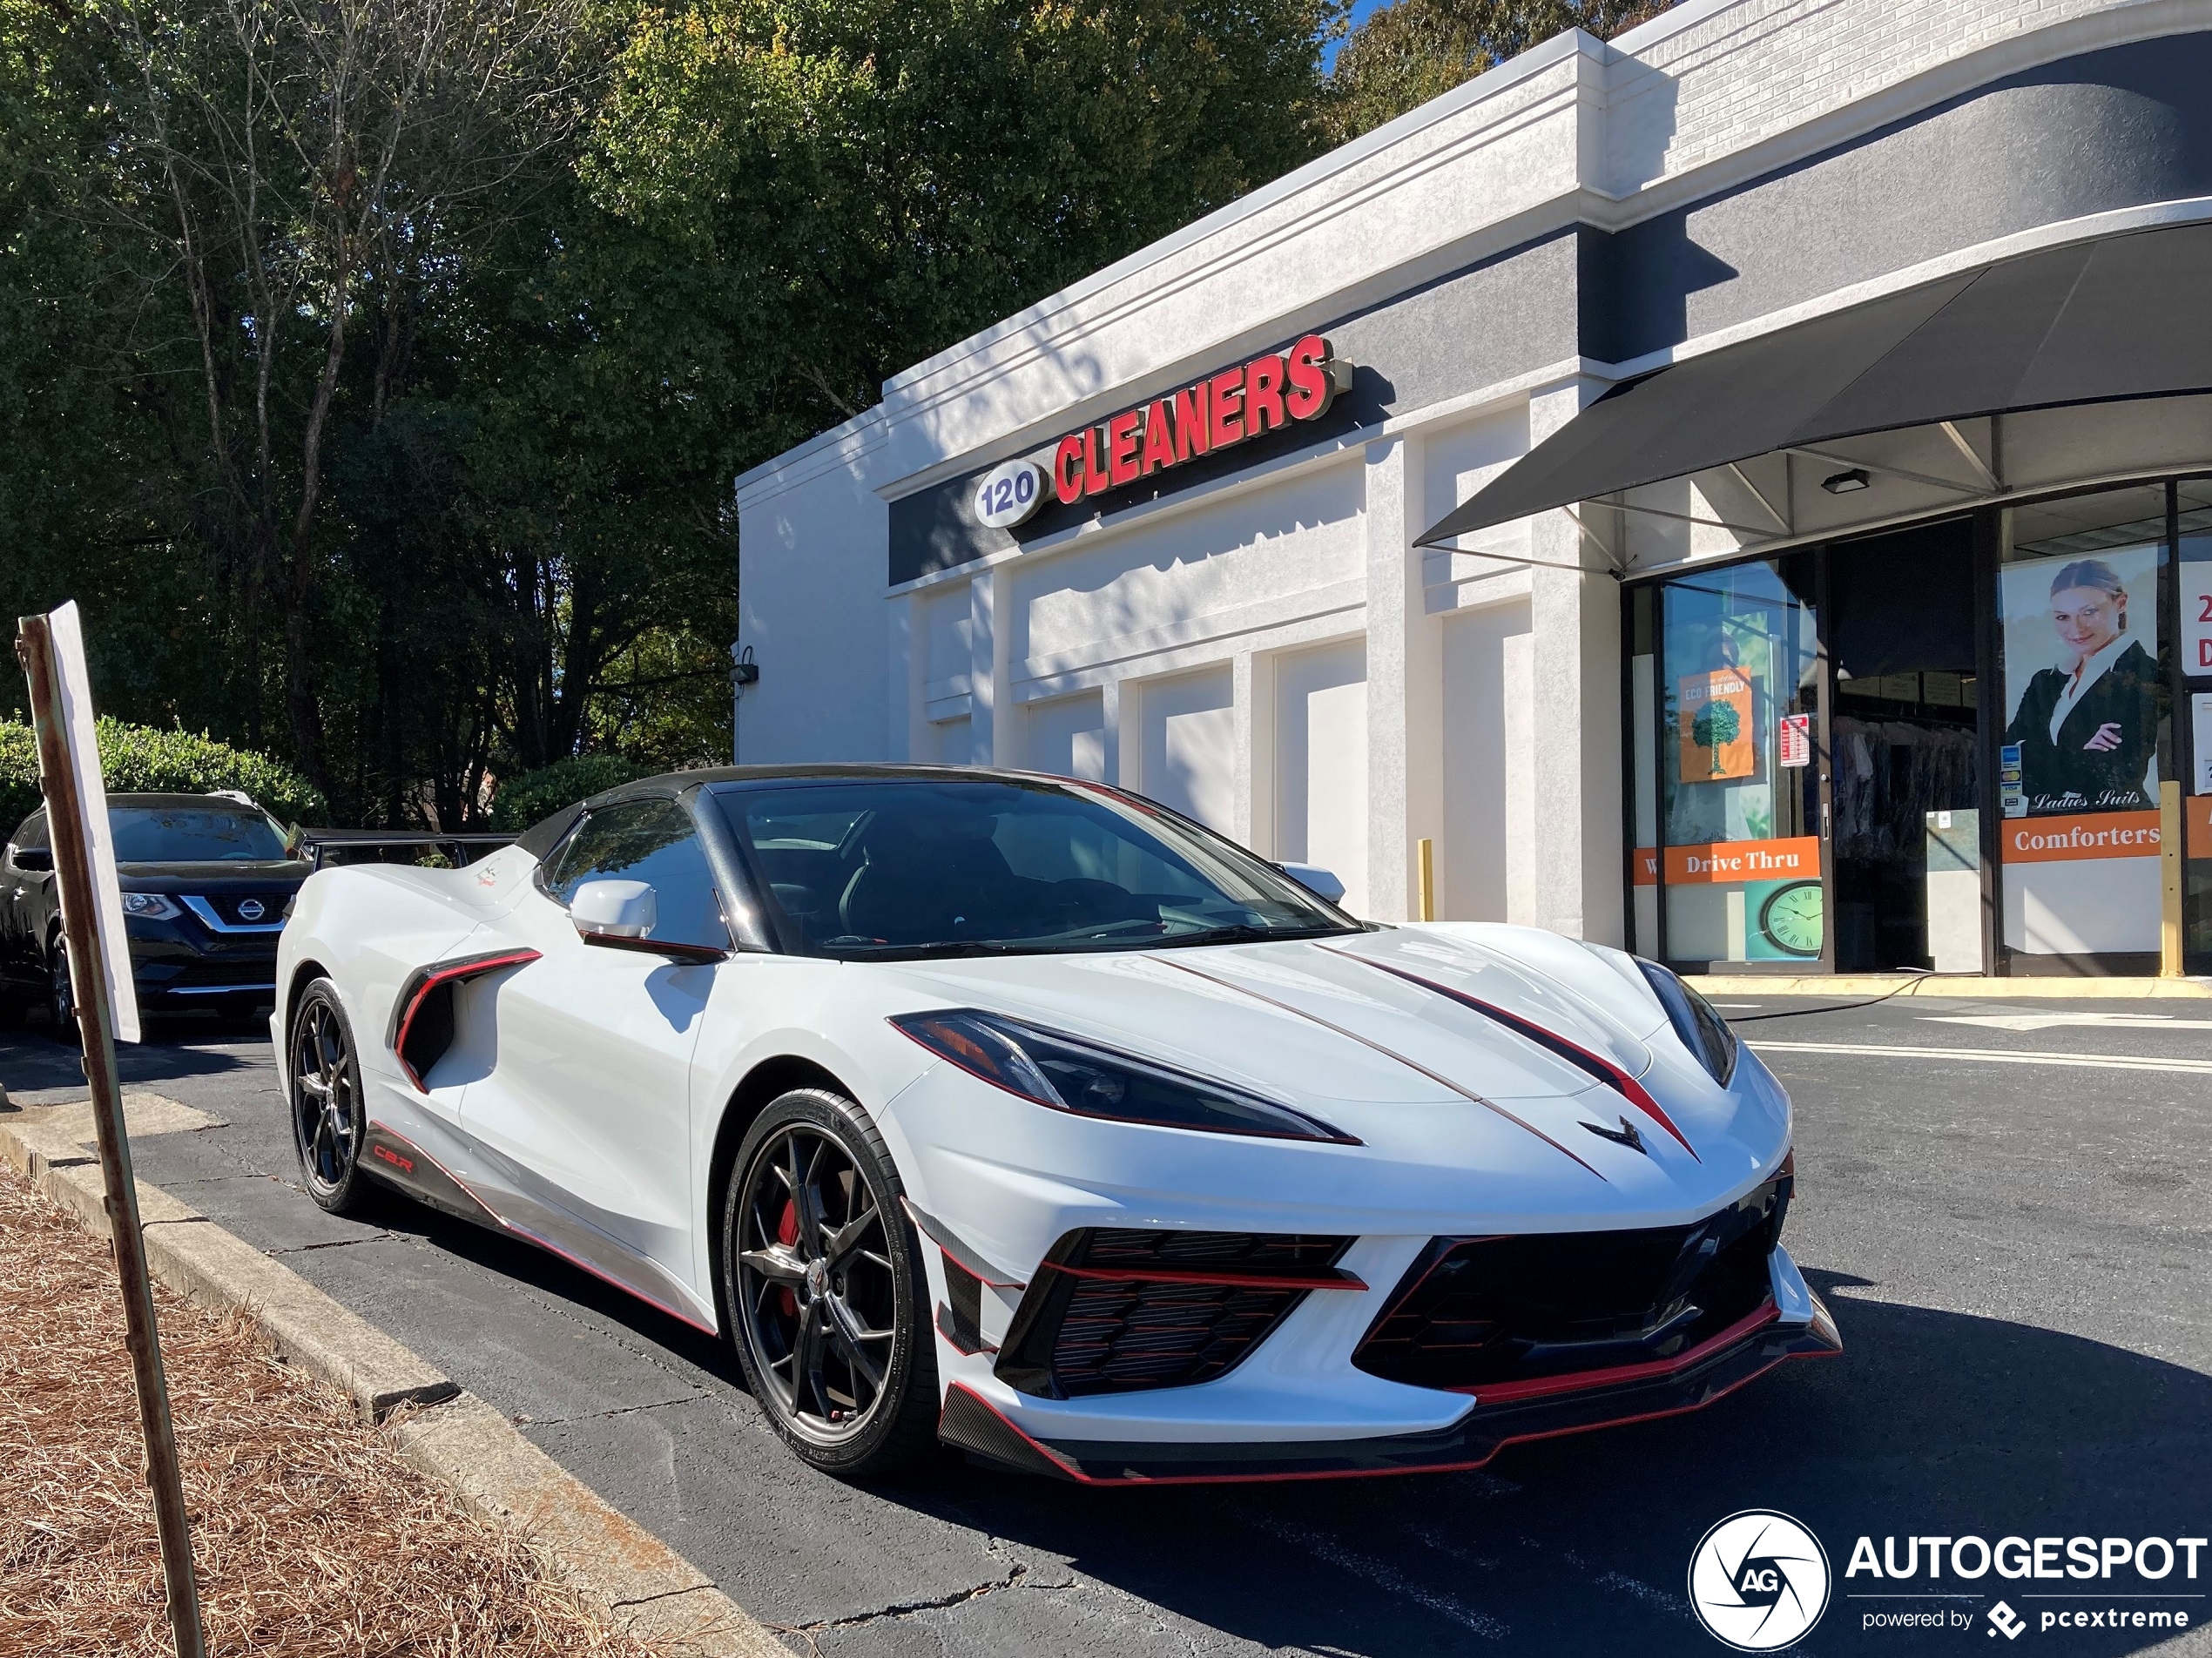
<box><xmin>994</xmin><ymin>1229</ymin><xmax>1359</xmax><ymax>1399</ymax></box>
<box><xmin>1353</xmin><ymin>1169</ymin><xmax>1792</xmax><ymax>1394</ymax></box>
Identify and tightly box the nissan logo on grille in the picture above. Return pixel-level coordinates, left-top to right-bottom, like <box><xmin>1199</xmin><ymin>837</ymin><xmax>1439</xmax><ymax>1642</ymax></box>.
<box><xmin>237</xmin><ymin>898</ymin><xmax>266</xmax><ymax>921</ymax></box>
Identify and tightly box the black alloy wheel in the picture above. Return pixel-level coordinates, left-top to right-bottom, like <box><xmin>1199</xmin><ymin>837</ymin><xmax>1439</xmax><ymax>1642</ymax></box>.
<box><xmin>289</xmin><ymin>979</ymin><xmax>371</xmax><ymax>1215</ymax></box>
<box><xmin>45</xmin><ymin>933</ymin><xmax>78</xmax><ymax>1047</ymax></box>
<box><xmin>724</xmin><ymin>1089</ymin><xmax>939</xmax><ymax>1477</ymax></box>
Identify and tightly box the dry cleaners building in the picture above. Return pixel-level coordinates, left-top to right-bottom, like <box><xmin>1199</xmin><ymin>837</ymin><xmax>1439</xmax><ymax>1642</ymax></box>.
<box><xmin>736</xmin><ymin>0</ymin><xmax>2212</xmax><ymax>979</ymax></box>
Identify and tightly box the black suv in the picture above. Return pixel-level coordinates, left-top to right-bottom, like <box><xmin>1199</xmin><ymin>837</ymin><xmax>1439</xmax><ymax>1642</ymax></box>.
<box><xmin>1</xmin><ymin>792</ymin><xmax>309</xmax><ymax>1036</ymax></box>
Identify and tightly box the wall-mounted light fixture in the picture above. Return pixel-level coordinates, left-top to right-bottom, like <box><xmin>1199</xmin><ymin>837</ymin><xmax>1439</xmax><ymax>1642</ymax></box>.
<box><xmin>1820</xmin><ymin>468</ymin><xmax>1871</xmax><ymax>495</ymax></box>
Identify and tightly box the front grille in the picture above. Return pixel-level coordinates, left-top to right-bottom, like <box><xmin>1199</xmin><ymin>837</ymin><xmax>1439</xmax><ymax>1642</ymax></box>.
<box><xmin>193</xmin><ymin>891</ymin><xmax>290</xmax><ymax>927</ymax></box>
<box><xmin>994</xmin><ymin>1229</ymin><xmax>1354</xmax><ymax>1399</ymax></box>
<box><xmin>1352</xmin><ymin>1171</ymin><xmax>1791</xmax><ymax>1393</ymax></box>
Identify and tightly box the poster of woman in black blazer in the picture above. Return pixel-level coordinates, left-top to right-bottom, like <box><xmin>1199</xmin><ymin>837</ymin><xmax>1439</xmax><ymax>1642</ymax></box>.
<box><xmin>2002</xmin><ymin>556</ymin><xmax>2161</xmax><ymax>815</ymax></box>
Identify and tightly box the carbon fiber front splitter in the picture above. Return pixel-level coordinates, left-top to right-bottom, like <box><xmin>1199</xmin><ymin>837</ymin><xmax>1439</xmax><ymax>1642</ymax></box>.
<box><xmin>938</xmin><ymin>1296</ymin><xmax>1842</xmax><ymax>1485</ymax></box>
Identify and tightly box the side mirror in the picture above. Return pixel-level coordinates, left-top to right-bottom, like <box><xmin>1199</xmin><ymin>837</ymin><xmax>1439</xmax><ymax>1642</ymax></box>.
<box><xmin>571</xmin><ymin>879</ymin><xmax>656</xmax><ymax>939</ymax></box>
<box><xmin>1280</xmin><ymin>862</ymin><xmax>1345</xmax><ymax>904</ymax></box>
<box><xmin>569</xmin><ymin>878</ymin><xmax>728</xmax><ymax>964</ymax></box>
<box><xmin>10</xmin><ymin>846</ymin><xmax>52</xmax><ymax>873</ymax></box>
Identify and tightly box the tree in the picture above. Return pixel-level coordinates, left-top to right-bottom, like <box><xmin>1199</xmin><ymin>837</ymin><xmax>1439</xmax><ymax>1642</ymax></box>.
<box><xmin>1320</xmin><ymin>0</ymin><xmax>1673</xmax><ymax>145</ymax></box>
<box><xmin>585</xmin><ymin>0</ymin><xmax>1340</xmax><ymax>447</ymax></box>
<box><xmin>84</xmin><ymin>0</ymin><xmax>592</xmax><ymax>793</ymax></box>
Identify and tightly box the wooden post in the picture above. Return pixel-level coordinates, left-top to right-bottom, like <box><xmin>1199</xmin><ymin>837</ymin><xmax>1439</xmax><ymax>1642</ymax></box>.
<box><xmin>16</xmin><ymin>614</ymin><xmax>206</xmax><ymax>1658</ymax></box>
<box><xmin>1417</xmin><ymin>837</ymin><xmax>1436</xmax><ymax>923</ymax></box>
<box><xmin>2161</xmin><ymin>778</ymin><xmax>2184</xmax><ymax>979</ymax></box>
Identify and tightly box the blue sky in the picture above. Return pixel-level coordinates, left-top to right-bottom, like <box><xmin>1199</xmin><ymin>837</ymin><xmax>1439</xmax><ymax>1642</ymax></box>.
<box><xmin>1324</xmin><ymin>0</ymin><xmax>1395</xmax><ymax>70</ymax></box>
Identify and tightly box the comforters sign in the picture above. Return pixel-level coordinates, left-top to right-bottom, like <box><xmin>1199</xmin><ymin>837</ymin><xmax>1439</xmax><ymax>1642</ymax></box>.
<box><xmin>1998</xmin><ymin>540</ymin><xmax>2164</xmax><ymax>955</ymax></box>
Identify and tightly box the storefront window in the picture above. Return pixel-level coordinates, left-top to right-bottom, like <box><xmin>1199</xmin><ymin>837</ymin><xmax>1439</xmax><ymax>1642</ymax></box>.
<box><xmin>1651</xmin><ymin>558</ymin><xmax>1821</xmax><ymax>967</ymax></box>
<box><xmin>1997</xmin><ymin>485</ymin><xmax>2169</xmax><ymax>962</ymax></box>
<box><xmin>2178</xmin><ymin>479</ymin><xmax>2212</xmax><ymax>967</ymax></box>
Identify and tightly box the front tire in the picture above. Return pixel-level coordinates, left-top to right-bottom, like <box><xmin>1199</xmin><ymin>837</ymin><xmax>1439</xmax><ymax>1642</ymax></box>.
<box><xmin>289</xmin><ymin>979</ymin><xmax>372</xmax><ymax>1215</ymax></box>
<box><xmin>723</xmin><ymin>1088</ymin><xmax>939</xmax><ymax>1479</ymax></box>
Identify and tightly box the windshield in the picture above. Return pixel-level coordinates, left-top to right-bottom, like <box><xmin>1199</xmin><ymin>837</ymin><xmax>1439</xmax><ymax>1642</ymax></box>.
<box><xmin>713</xmin><ymin>777</ymin><xmax>1359</xmax><ymax>959</ymax></box>
<box><xmin>111</xmin><ymin>806</ymin><xmax>288</xmax><ymax>864</ymax></box>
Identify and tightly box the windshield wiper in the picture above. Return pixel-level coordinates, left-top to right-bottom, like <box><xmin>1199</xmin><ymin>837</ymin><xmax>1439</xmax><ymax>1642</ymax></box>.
<box><xmin>1150</xmin><ymin>923</ymin><xmax>1359</xmax><ymax>950</ymax></box>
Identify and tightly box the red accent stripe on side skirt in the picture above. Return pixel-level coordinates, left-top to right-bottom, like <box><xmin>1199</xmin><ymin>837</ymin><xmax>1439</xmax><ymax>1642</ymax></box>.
<box><xmin>1047</xmin><ymin>1264</ymin><xmax>1366</xmax><ymax>1292</ymax></box>
<box><xmin>1320</xmin><ymin>947</ymin><xmax>1700</xmax><ymax>1161</ymax></box>
<box><xmin>364</xmin><ymin>1118</ymin><xmax>719</xmax><ymax>1338</ymax></box>
<box><xmin>392</xmin><ymin>948</ymin><xmax>541</xmax><ymax>1090</ymax></box>
<box><xmin>1454</xmin><ymin>1302</ymin><xmax>1780</xmax><ymax>1402</ymax></box>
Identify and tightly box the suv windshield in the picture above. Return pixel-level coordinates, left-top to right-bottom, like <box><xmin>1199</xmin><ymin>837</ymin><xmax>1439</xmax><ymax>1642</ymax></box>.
<box><xmin>713</xmin><ymin>777</ymin><xmax>1359</xmax><ymax>959</ymax></box>
<box><xmin>111</xmin><ymin>805</ymin><xmax>288</xmax><ymax>864</ymax></box>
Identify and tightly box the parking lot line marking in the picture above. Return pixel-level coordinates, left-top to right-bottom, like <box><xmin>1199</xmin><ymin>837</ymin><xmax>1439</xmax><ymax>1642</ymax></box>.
<box><xmin>1923</xmin><ymin>1013</ymin><xmax>2212</xmax><ymax>1032</ymax></box>
<box><xmin>1750</xmin><ymin>1041</ymin><xmax>2212</xmax><ymax>1075</ymax></box>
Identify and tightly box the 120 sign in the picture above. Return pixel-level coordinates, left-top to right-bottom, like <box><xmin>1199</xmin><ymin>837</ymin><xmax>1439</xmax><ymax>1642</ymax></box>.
<box><xmin>972</xmin><ymin>459</ymin><xmax>1047</xmax><ymax>529</ymax></box>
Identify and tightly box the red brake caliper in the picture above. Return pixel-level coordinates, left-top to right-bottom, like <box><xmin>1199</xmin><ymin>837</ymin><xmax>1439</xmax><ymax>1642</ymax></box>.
<box><xmin>777</xmin><ymin>1199</ymin><xmax>799</xmax><ymax>1318</ymax></box>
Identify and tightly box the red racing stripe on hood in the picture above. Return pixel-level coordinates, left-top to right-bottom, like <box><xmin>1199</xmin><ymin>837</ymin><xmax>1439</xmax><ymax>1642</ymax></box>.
<box><xmin>1157</xmin><ymin>957</ymin><xmax>1607</xmax><ymax>1182</ymax></box>
<box><xmin>1317</xmin><ymin>945</ymin><xmax>1699</xmax><ymax>1161</ymax></box>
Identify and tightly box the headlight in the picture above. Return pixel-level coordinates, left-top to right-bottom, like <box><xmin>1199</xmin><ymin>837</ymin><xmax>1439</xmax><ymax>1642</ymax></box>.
<box><xmin>1634</xmin><ymin>959</ymin><xmax>1738</xmax><ymax>1085</ymax></box>
<box><xmin>120</xmin><ymin>893</ymin><xmax>182</xmax><ymax>920</ymax></box>
<box><xmin>889</xmin><ymin>1008</ymin><xmax>1359</xmax><ymax>1144</ymax></box>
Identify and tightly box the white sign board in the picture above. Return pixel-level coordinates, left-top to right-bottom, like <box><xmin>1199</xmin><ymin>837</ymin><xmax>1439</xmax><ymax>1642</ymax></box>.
<box><xmin>2186</xmin><ymin>559</ymin><xmax>2212</xmax><ymax>677</ymax></box>
<box><xmin>45</xmin><ymin>602</ymin><xmax>141</xmax><ymax>1042</ymax></box>
<box><xmin>2196</xmin><ymin>691</ymin><xmax>2212</xmax><ymax>796</ymax></box>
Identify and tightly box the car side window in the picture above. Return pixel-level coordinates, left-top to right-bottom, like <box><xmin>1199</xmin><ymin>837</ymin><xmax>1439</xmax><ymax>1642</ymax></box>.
<box><xmin>10</xmin><ymin>812</ymin><xmax>48</xmax><ymax>853</ymax></box>
<box><xmin>541</xmin><ymin>798</ymin><xmax>730</xmax><ymax>951</ymax></box>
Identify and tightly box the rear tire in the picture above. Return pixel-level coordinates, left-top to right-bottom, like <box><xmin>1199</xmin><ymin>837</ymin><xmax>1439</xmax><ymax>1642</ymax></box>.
<box><xmin>722</xmin><ymin>1088</ymin><xmax>940</xmax><ymax>1479</ymax></box>
<box><xmin>288</xmin><ymin>979</ymin><xmax>372</xmax><ymax>1215</ymax></box>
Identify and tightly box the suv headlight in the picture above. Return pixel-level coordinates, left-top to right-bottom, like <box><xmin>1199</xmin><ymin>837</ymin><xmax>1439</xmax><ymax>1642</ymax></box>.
<box><xmin>1634</xmin><ymin>959</ymin><xmax>1738</xmax><ymax>1085</ymax></box>
<box><xmin>120</xmin><ymin>893</ymin><xmax>182</xmax><ymax>920</ymax></box>
<box><xmin>890</xmin><ymin>1008</ymin><xmax>1358</xmax><ymax>1143</ymax></box>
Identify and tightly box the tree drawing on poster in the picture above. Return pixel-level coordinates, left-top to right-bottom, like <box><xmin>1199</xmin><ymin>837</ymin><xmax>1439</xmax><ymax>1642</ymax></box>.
<box><xmin>1679</xmin><ymin>669</ymin><xmax>1756</xmax><ymax>783</ymax></box>
<box><xmin>1691</xmin><ymin>701</ymin><xmax>1740</xmax><ymax>772</ymax></box>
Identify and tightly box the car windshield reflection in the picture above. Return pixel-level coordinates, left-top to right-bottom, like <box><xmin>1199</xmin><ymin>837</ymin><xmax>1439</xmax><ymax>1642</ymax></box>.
<box><xmin>111</xmin><ymin>806</ymin><xmax>289</xmax><ymax>863</ymax></box>
<box><xmin>711</xmin><ymin>777</ymin><xmax>1359</xmax><ymax>960</ymax></box>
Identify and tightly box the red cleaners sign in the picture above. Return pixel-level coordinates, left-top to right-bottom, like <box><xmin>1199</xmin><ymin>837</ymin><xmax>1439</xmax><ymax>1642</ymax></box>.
<box><xmin>1049</xmin><ymin>335</ymin><xmax>1352</xmax><ymax>507</ymax></box>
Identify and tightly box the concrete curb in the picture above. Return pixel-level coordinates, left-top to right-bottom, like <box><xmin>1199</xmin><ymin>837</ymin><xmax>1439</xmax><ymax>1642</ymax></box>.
<box><xmin>1695</xmin><ymin>974</ymin><xmax>2212</xmax><ymax>999</ymax></box>
<box><xmin>0</xmin><ymin>1103</ymin><xmax>788</xmax><ymax>1658</ymax></box>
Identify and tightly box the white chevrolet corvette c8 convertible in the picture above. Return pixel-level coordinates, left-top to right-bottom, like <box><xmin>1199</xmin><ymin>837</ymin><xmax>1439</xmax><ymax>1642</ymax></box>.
<box><xmin>273</xmin><ymin>765</ymin><xmax>1838</xmax><ymax>1482</ymax></box>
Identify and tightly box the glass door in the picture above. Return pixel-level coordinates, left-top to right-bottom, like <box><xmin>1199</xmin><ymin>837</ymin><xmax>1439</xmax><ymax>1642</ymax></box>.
<box><xmin>1649</xmin><ymin>556</ymin><xmax>1824</xmax><ymax>971</ymax></box>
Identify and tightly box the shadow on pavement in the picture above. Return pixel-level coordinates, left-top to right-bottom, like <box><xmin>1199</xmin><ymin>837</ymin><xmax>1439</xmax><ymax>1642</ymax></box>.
<box><xmin>846</xmin><ymin>1273</ymin><xmax>2212</xmax><ymax>1655</ymax></box>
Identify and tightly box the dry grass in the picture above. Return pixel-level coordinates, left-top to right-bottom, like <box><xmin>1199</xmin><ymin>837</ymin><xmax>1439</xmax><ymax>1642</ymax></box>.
<box><xmin>0</xmin><ymin>1163</ymin><xmax>662</xmax><ymax>1657</ymax></box>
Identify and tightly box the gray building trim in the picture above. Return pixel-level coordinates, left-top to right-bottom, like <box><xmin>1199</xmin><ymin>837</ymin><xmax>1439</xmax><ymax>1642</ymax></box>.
<box><xmin>891</xmin><ymin>30</ymin><xmax>2212</xmax><ymax>588</ymax></box>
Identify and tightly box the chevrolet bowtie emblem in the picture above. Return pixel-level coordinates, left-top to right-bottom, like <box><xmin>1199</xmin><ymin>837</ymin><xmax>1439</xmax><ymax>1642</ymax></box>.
<box><xmin>1582</xmin><ymin>1115</ymin><xmax>1648</xmax><ymax>1155</ymax></box>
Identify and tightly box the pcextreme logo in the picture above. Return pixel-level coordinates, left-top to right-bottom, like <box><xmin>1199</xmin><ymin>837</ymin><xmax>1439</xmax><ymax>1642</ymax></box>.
<box><xmin>1689</xmin><ymin>1510</ymin><xmax>1832</xmax><ymax>1651</ymax></box>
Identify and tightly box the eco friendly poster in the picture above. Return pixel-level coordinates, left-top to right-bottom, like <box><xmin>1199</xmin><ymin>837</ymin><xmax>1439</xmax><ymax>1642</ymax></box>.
<box><xmin>1999</xmin><ymin>541</ymin><xmax>2160</xmax><ymax>817</ymax></box>
<box><xmin>1678</xmin><ymin>668</ymin><xmax>1756</xmax><ymax>783</ymax></box>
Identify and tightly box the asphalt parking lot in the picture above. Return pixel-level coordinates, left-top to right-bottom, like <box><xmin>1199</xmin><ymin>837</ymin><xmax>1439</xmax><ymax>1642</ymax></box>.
<box><xmin>3</xmin><ymin>990</ymin><xmax>2207</xmax><ymax>1656</ymax></box>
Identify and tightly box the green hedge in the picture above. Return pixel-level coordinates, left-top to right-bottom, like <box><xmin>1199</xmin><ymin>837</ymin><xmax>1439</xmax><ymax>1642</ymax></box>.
<box><xmin>0</xmin><ymin>718</ymin><xmax>328</xmax><ymax>836</ymax></box>
<box><xmin>490</xmin><ymin>754</ymin><xmax>651</xmax><ymax>831</ymax></box>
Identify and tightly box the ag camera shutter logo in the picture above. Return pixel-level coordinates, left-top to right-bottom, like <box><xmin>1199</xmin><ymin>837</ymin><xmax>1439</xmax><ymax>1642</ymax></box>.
<box><xmin>972</xmin><ymin>459</ymin><xmax>1047</xmax><ymax>529</ymax></box>
<box><xmin>1689</xmin><ymin>1510</ymin><xmax>1831</xmax><ymax>1650</ymax></box>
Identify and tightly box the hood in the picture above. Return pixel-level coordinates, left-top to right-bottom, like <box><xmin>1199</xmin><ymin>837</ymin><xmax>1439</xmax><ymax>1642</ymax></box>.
<box><xmin>118</xmin><ymin>859</ymin><xmax>311</xmax><ymax>891</ymax></box>
<box><xmin>880</xmin><ymin>924</ymin><xmax>1789</xmax><ymax>1210</ymax></box>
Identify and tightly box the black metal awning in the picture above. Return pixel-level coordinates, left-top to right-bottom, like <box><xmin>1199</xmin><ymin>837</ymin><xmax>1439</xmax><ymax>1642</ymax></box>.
<box><xmin>1416</xmin><ymin>219</ymin><xmax>2212</xmax><ymax>547</ymax></box>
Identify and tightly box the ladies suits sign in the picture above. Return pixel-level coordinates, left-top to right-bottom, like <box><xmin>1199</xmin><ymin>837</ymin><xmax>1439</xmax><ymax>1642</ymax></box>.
<box><xmin>1999</xmin><ymin>544</ymin><xmax>2162</xmax><ymax>955</ymax></box>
